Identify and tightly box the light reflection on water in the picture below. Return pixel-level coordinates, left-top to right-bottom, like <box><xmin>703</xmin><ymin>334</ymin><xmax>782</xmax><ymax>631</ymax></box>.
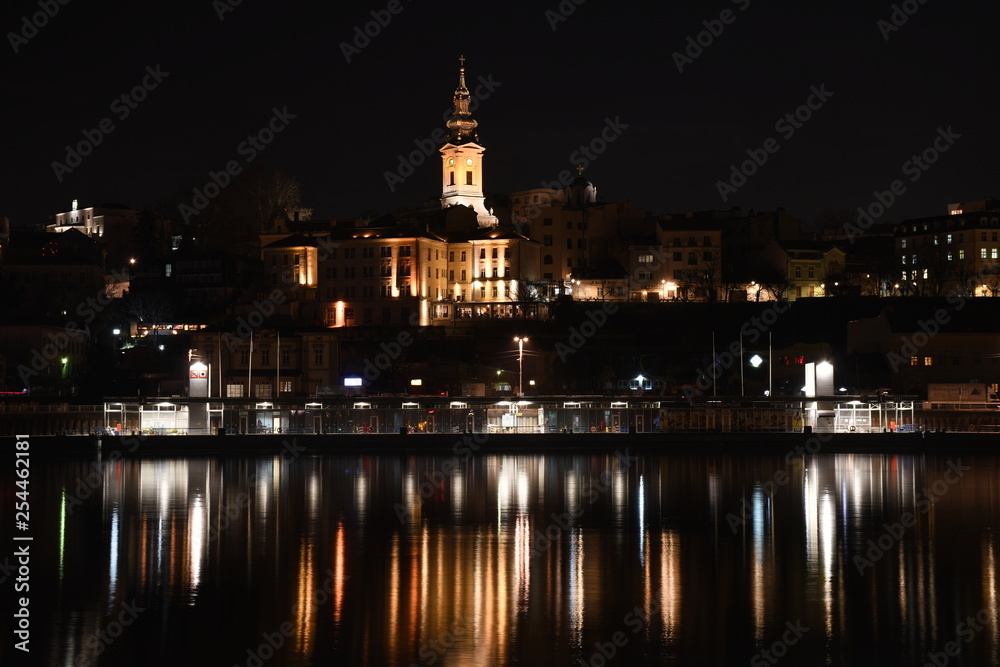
<box><xmin>21</xmin><ymin>451</ymin><xmax>1000</xmax><ymax>666</ymax></box>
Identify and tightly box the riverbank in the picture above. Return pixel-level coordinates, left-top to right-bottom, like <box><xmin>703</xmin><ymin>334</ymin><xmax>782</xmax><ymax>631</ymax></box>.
<box><xmin>19</xmin><ymin>431</ymin><xmax>999</xmax><ymax>458</ymax></box>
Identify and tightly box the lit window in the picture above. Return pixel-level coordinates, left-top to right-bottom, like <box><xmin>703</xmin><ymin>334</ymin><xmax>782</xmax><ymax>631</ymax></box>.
<box><xmin>924</xmin><ymin>356</ymin><xmax>933</xmax><ymax>366</ymax></box>
<box><xmin>910</xmin><ymin>357</ymin><xmax>918</xmax><ymax>366</ymax></box>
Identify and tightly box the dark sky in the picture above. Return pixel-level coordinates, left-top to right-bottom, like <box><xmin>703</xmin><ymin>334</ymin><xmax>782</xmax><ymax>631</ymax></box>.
<box><xmin>3</xmin><ymin>0</ymin><xmax>998</xmax><ymax>228</ymax></box>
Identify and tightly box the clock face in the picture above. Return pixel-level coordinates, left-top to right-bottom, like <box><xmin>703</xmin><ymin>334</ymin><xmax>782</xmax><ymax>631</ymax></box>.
<box><xmin>448</xmin><ymin>158</ymin><xmax>455</xmax><ymax>166</ymax></box>
<box><xmin>465</xmin><ymin>158</ymin><xmax>474</xmax><ymax>166</ymax></box>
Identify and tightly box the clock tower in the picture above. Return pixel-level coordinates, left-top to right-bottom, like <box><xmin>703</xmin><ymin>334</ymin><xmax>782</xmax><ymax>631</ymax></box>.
<box><xmin>440</xmin><ymin>56</ymin><xmax>497</xmax><ymax>228</ymax></box>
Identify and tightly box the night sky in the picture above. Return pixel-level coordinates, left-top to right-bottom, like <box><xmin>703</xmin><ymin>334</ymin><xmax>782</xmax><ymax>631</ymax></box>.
<box><xmin>3</xmin><ymin>0</ymin><xmax>998</xmax><ymax>228</ymax></box>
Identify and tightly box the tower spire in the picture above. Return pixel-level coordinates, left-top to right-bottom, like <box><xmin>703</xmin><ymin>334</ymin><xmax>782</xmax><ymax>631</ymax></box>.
<box><xmin>446</xmin><ymin>54</ymin><xmax>479</xmax><ymax>144</ymax></box>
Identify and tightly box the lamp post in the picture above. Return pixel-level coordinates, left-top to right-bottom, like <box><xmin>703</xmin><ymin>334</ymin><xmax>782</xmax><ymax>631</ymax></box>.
<box><xmin>513</xmin><ymin>337</ymin><xmax>528</xmax><ymax>397</ymax></box>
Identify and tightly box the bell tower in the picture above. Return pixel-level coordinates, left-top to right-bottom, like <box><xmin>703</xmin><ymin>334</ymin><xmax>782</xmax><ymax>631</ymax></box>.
<box><xmin>440</xmin><ymin>55</ymin><xmax>497</xmax><ymax>228</ymax></box>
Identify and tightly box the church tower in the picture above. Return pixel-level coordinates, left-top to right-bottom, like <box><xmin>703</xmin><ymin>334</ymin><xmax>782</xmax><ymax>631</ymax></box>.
<box><xmin>440</xmin><ymin>56</ymin><xmax>498</xmax><ymax>228</ymax></box>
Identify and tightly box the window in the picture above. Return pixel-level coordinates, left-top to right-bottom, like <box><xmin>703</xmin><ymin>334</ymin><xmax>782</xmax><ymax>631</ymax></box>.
<box><xmin>314</xmin><ymin>348</ymin><xmax>324</xmax><ymax>365</ymax></box>
<box><xmin>901</xmin><ymin>255</ymin><xmax>907</xmax><ymax>265</ymax></box>
<box><xmin>673</xmin><ymin>252</ymin><xmax>682</xmax><ymax>261</ymax></box>
<box><xmin>449</xmin><ymin>171</ymin><xmax>455</xmax><ymax>185</ymax></box>
<box><xmin>504</xmin><ymin>248</ymin><xmax>510</xmax><ymax>259</ymax></box>
<box><xmin>281</xmin><ymin>349</ymin><xmax>290</xmax><ymax>365</ymax></box>
<box><xmin>399</xmin><ymin>246</ymin><xmax>411</xmax><ymax>257</ymax></box>
<box><xmin>993</xmin><ymin>248</ymin><xmax>999</xmax><ymax>259</ymax></box>
<box><xmin>466</xmin><ymin>171</ymin><xmax>473</xmax><ymax>185</ymax></box>
<box><xmin>449</xmin><ymin>270</ymin><xmax>455</xmax><ymax>281</ymax></box>
<box><xmin>382</xmin><ymin>307</ymin><xmax>391</xmax><ymax>323</ymax></box>
<box><xmin>261</xmin><ymin>348</ymin><xmax>270</xmax><ymax>365</ymax></box>
<box><xmin>381</xmin><ymin>284</ymin><xmax>392</xmax><ymax>297</ymax></box>
<box><xmin>795</xmin><ymin>266</ymin><xmax>802</xmax><ymax>278</ymax></box>
<box><xmin>638</xmin><ymin>254</ymin><xmax>653</xmax><ymax>264</ymax></box>
<box><xmin>543</xmin><ymin>217</ymin><xmax>553</xmax><ymax>226</ymax></box>
<box><xmin>910</xmin><ymin>356</ymin><xmax>918</xmax><ymax>366</ymax></box>
<box><xmin>687</xmin><ymin>252</ymin><xmax>697</xmax><ymax>265</ymax></box>
<box><xmin>947</xmin><ymin>253</ymin><xmax>953</xmax><ymax>261</ymax></box>
<box><xmin>924</xmin><ymin>356</ymin><xmax>933</xmax><ymax>366</ymax></box>
<box><xmin>702</xmin><ymin>251</ymin><xmax>711</xmax><ymax>261</ymax></box>
<box><xmin>479</xmin><ymin>248</ymin><xmax>486</xmax><ymax>259</ymax></box>
<box><xmin>994</xmin><ymin>232</ymin><xmax>998</xmax><ymax>241</ymax></box>
<box><xmin>577</xmin><ymin>239</ymin><xmax>586</xmax><ymax>249</ymax></box>
<box><xmin>361</xmin><ymin>247</ymin><xmax>373</xmax><ymax>259</ymax></box>
<box><xmin>492</xmin><ymin>286</ymin><xmax>498</xmax><ymax>297</ymax></box>
<box><xmin>947</xmin><ymin>234</ymin><xmax>953</xmax><ymax>244</ymax></box>
<box><xmin>381</xmin><ymin>246</ymin><xmax>392</xmax><ymax>257</ymax></box>
<box><xmin>567</xmin><ymin>220</ymin><xmax>573</xmax><ymax>229</ymax></box>
<box><xmin>240</xmin><ymin>350</ymin><xmax>249</xmax><ymax>365</ymax></box>
<box><xmin>280</xmin><ymin>380</ymin><xmax>291</xmax><ymax>394</ymax></box>
<box><xmin>982</xmin><ymin>248</ymin><xmax>988</xmax><ymax>259</ymax></box>
<box><xmin>448</xmin><ymin>251</ymin><xmax>454</xmax><ymax>262</ymax></box>
<box><xmin>460</xmin><ymin>251</ymin><xmax>466</xmax><ymax>262</ymax></box>
<box><xmin>492</xmin><ymin>267</ymin><xmax>498</xmax><ymax>278</ymax></box>
<box><xmin>922</xmin><ymin>268</ymin><xmax>928</xmax><ymax>279</ymax></box>
<box><xmin>808</xmin><ymin>266</ymin><xmax>815</xmax><ymax>278</ymax></box>
<box><xmin>345</xmin><ymin>248</ymin><xmax>355</xmax><ymax>259</ymax></box>
<box><xmin>461</xmin><ymin>269</ymin><xmax>466</xmax><ymax>281</ymax></box>
<box><xmin>901</xmin><ymin>239</ymin><xmax>907</xmax><ymax>248</ymax></box>
<box><xmin>567</xmin><ymin>239</ymin><xmax>573</xmax><ymax>249</ymax></box>
<box><xmin>226</xmin><ymin>383</ymin><xmax>244</xmax><ymax>398</ymax></box>
<box><xmin>363</xmin><ymin>308</ymin><xmax>373</xmax><ymax>324</ymax></box>
<box><xmin>959</xmin><ymin>249</ymin><xmax>965</xmax><ymax>260</ymax></box>
<box><xmin>491</xmin><ymin>248</ymin><xmax>498</xmax><ymax>258</ymax></box>
<box><xmin>543</xmin><ymin>255</ymin><xmax>553</xmax><ymax>265</ymax></box>
<box><xmin>982</xmin><ymin>232</ymin><xmax>987</xmax><ymax>242</ymax></box>
<box><xmin>480</xmin><ymin>286</ymin><xmax>486</xmax><ymax>298</ymax></box>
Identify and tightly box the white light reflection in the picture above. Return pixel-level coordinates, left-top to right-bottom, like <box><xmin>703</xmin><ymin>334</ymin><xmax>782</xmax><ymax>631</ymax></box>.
<box><xmin>568</xmin><ymin>529</ymin><xmax>584</xmax><ymax>649</ymax></box>
<box><xmin>638</xmin><ymin>475</ymin><xmax>645</xmax><ymax>564</ymax></box>
<box><xmin>108</xmin><ymin>503</ymin><xmax>119</xmax><ymax>611</ymax></box>
<box><xmin>187</xmin><ymin>495</ymin><xmax>205</xmax><ymax>603</ymax></box>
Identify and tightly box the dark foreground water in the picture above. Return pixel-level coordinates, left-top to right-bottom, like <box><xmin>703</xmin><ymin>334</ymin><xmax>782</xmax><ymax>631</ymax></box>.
<box><xmin>5</xmin><ymin>445</ymin><xmax>1000</xmax><ymax>666</ymax></box>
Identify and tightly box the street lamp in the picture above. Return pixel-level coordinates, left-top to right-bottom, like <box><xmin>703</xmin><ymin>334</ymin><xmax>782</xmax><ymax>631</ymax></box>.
<box><xmin>513</xmin><ymin>337</ymin><xmax>528</xmax><ymax>397</ymax></box>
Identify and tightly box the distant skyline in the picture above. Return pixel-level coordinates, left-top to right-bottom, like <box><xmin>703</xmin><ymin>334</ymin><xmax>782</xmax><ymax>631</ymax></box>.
<box><xmin>3</xmin><ymin>1</ymin><xmax>998</xmax><ymax>228</ymax></box>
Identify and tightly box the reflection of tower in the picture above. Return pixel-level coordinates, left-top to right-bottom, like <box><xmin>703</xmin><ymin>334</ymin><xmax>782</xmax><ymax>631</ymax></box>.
<box><xmin>440</xmin><ymin>55</ymin><xmax>498</xmax><ymax>228</ymax></box>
